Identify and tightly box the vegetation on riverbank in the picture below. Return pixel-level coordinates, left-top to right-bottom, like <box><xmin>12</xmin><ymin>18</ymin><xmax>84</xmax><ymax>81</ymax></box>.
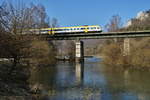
<box><xmin>0</xmin><ymin>1</ymin><xmax>57</xmax><ymax>98</ymax></box>
<box><xmin>101</xmin><ymin>12</ymin><xmax>150</xmax><ymax>69</ymax></box>
<box><xmin>0</xmin><ymin>62</ymin><xmax>30</xmax><ymax>95</ymax></box>
<box><xmin>101</xmin><ymin>38</ymin><xmax>150</xmax><ymax>69</ymax></box>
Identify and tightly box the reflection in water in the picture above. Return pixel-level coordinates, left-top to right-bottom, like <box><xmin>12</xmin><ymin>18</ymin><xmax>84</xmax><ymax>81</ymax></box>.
<box><xmin>75</xmin><ymin>62</ymin><xmax>84</xmax><ymax>85</ymax></box>
<box><xmin>29</xmin><ymin>58</ymin><xmax>150</xmax><ymax>100</ymax></box>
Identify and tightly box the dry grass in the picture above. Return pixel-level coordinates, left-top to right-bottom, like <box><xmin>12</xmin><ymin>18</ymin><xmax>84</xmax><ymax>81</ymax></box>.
<box><xmin>29</xmin><ymin>40</ymin><xmax>56</xmax><ymax>66</ymax></box>
<box><xmin>101</xmin><ymin>38</ymin><xmax>150</xmax><ymax>69</ymax></box>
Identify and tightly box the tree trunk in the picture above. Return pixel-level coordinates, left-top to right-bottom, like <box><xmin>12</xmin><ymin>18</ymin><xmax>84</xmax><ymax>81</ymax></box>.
<box><xmin>8</xmin><ymin>57</ymin><xmax>18</xmax><ymax>75</ymax></box>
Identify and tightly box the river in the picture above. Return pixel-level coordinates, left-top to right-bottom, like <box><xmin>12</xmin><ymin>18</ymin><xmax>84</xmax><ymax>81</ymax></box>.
<box><xmin>29</xmin><ymin>57</ymin><xmax>150</xmax><ymax>100</ymax></box>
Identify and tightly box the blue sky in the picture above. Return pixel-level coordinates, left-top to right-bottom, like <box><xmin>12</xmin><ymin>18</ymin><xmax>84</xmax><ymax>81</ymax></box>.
<box><xmin>1</xmin><ymin>0</ymin><xmax>150</xmax><ymax>28</ymax></box>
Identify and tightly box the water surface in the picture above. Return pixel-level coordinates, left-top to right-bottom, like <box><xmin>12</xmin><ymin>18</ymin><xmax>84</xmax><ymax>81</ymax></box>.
<box><xmin>29</xmin><ymin>57</ymin><xmax>150</xmax><ymax>100</ymax></box>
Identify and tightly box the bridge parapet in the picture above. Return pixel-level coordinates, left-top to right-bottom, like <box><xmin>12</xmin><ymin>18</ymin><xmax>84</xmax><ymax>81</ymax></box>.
<box><xmin>44</xmin><ymin>31</ymin><xmax>150</xmax><ymax>40</ymax></box>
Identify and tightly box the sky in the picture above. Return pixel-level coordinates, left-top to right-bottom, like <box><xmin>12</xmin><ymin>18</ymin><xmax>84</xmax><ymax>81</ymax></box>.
<box><xmin>0</xmin><ymin>0</ymin><xmax>150</xmax><ymax>28</ymax></box>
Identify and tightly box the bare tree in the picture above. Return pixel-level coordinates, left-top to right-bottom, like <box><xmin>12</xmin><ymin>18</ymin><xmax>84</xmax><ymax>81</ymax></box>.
<box><xmin>104</xmin><ymin>15</ymin><xmax>123</xmax><ymax>43</ymax></box>
<box><xmin>0</xmin><ymin>1</ymin><xmax>54</xmax><ymax>73</ymax></box>
<box><xmin>105</xmin><ymin>15</ymin><xmax>122</xmax><ymax>32</ymax></box>
<box><xmin>50</xmin><ymin>18</ymin><xmax>59</xmax><ymax>28</ymax></box>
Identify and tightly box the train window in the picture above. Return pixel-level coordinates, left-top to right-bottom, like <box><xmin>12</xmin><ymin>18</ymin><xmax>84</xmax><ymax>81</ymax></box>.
<box><xmin>81</xmin><ymin>28</ymin><xmax>85</xmax><ymax>30</ymax></box>
<box><xmin>63</xmin><ymin>29</ymin><xmax>66</xmax><ymax>31</ymax></box>
<box><xmin>54</xmin><ymin>29</ymin><xmax>63</xmax><ymax>31</ymax></box>
<box><xmin>91</xmin><ymin>27</ymin><xmax>94</xmax><ymax>29</ymax></box>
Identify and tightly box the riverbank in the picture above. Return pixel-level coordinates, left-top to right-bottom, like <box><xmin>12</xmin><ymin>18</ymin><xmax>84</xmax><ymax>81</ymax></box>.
<box><xmin>0</xmin><ymin>62</ymin><xmax>35</xmax><ymax>99</ymax></box>
<box><xmin>101</xmin><ymin>38</ymin><xmax>150</xmax><ymax>69</ymax></box>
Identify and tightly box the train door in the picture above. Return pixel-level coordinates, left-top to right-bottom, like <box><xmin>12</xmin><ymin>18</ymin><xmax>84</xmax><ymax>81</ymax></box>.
<box><xmin>84</xmin><ymin>26</ymin><xmax>88</xmax><ymax>33</ymax></box>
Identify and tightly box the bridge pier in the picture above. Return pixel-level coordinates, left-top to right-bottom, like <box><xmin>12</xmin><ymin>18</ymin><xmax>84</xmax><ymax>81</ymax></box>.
<box><xmin>75</xmin><ymin>41</ymin><xmax>84</xmax><ymax>62</ymax></box>
<box><xmin>123</xmin><ymin>38</ymin><xmax>130</xmax><ymax>56</ymax></box>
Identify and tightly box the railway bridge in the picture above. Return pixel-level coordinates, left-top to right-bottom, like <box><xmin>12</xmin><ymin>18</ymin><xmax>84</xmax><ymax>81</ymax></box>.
<box><xmin>28</xmin><ymin>31</ymin><xmax>150</xmax><ymax>83</ymax></box>
<box><xmin>39</xmin><ymin>31</ymin><xmax>150</xmax><ymax>62</ymax></box>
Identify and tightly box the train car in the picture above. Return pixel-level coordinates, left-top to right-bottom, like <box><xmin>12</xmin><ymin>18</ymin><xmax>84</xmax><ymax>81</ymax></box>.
<box><xmin>40</xmin><ymin>25</ymin><xmax>102</xmax><ymax>35</ymax></box>
<box><xmin>25</xmin><ymin>25</ymin><xmax>102</xmax><ymax>35</ymax></box>
<box><xmin>53</xmin><ymin>25</ymin><xmax>102</xmax><ymax>34</ymax></box>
